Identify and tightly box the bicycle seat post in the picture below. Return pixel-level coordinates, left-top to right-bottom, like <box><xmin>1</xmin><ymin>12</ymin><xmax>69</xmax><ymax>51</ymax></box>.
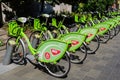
<box><xmin>42</xmin><ymin>14</ymin><xmax>50</xmax><ymax>25</ymax></box>
<box><xmin>17</xmin><ymin>17</ymin><xmax>27</xmax><ymax>27</ymax></box>
<box><xmin>61</xmin><ymin>14</ymin><xmax>67</xmax><ymax>23</ymax></box>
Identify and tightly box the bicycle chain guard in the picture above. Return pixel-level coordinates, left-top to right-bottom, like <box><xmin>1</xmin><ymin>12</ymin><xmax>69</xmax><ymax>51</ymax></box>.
<box><xmin>36</xmin><ymin>40</ymin><xmax>68</xmax><ymax>63</ymax></box>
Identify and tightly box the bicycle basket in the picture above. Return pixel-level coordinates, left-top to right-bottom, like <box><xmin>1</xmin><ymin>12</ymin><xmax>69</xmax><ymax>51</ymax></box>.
<box><xmin>34</xmin><ymin>19</ymin><xmax>41</xmax><ymax>30</ymax></box>
<box><xmin>8</xmin><ymin>21</ymin><xmax>22</xmax><ymax>37</ymax></box>
<box><xmin>52</xmin><ymin>18</ymin><xmax>57</xmax><ymax>27</ymax></box>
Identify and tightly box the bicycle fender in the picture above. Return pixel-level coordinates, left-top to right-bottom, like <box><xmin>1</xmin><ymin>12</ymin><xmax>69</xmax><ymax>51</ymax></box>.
<box><xmin>36</xmin><ymin>40</ymin><xmax>68</xmax><ymax>63</ymax></box>
<box><xmin>59</xmin><ymin>33</ymin><xmax>86</xmax><ymax>52</ymax></box>
<box><xmin>93</xmin><ymin>24</ymin><xmax>109</xmax><ymax>35</ymax></box>
<box><xmin>79</xmin><ymin>28</ymin><xmax>98</xmax><ymax>42</ymax></box>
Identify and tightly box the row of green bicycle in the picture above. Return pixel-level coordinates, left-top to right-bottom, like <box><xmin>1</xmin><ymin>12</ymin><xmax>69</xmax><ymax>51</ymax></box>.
<box><xmin>3</xmin><ymin>10</ymin><xmax>120</xmax><ymax>78</ymax></box>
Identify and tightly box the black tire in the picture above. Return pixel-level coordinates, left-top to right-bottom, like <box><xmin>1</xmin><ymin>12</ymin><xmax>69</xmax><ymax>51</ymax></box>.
<box><xmin>30</xmin><ymin>31</ymin><xmax>49</xmax><ymax>48</ymax></box>
<box><xmin>115</xmin><ymin>25</ymin><xmax>120</xmax><ymax>35</ymax></box>
<box><xmin>29</xmin><ymin>31</ymin><xmax>41</xmax><ymax>49</ymax></box>
<box><xmin>45</xmin><ymin>52</ymin><xmax>71</xmax><ymax>78</ymax></box>
<box><xmin>109</xmin><ymin>27</ymin><xmax>116</xmax><ymax>39</ymax></box>
<box><xmin>6</xmin><ymin>37</ymin><xmax>25</xmax><ymax>64</ymax></box>
<box><xmin>99</xmin><ymin>30</ymin><xmax>111</xmax><ymax>43</ymax></box>
<box><xmin>70</xmin><ymin>43</ymin><xmax>87</xmax><ymax>64</ymax></box>
<box><xmin>81</xmin><ymin>36</ymin><xmax>100</xmax><ymax>54</ymax></box>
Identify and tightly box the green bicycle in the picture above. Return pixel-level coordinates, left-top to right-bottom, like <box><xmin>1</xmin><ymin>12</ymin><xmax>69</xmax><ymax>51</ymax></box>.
<box><xmin>29</xmin><ymin>14</ymin><xmax>88</xmax><ymax>64</ymax></box>
<box><xmin>4</xmin><ymin>18</ymin><xmax>71</xmax><ymax>78</ymax></box>
<box><xmin>67</xmin><ymin>14</ymin><xmax>100</xmax><ymax>54</ymax></box>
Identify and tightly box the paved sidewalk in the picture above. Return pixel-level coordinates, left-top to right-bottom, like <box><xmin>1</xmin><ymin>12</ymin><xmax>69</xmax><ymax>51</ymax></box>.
<box><xmin>0</xmin><ymin>28</ymin><xmax>120</xmax><ymax>80</ymax></box>
<box><xmin>0</xmin><ymin>28</ymin><xmax>8</xmax><ymax>63</ymax></box>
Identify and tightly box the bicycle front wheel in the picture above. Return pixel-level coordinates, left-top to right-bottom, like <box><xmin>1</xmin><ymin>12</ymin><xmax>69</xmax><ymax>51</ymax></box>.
<box><xmin>30</xmin><ymin>31</ymin><xmax>49</xmax><ymax>49</ymax></box>
<box><xmin>45</xmin><ymin>52</ymin><xmax>71</xmax><ymax>78</ymax></box>
<box><xmin>6</xmin><ymin>37</ymin><xmax>25</xmax><ymax>64</ymax></box>
<box><xmin>30</xmin><ymin>31</ymin><xmax>40</xmax><ymax>48</ymax></box>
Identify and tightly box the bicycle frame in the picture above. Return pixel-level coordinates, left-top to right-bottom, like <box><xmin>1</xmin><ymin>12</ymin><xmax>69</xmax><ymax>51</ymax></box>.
<box><xmin>8</xmin><ymin>21</ymin><xmax>69</xmax><ymax>63</ymax></box>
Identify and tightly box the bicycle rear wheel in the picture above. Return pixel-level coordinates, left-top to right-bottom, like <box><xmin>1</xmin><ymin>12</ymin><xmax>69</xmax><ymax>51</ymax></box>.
<box><xmin>30</xmin><ymin>31</ymin><xmax>41</xmax><ymax>48</ymax></box>
<box><xmin>81</xmin><ymin>36</ymin><xmax>100</xmax><ymax>54</ymax></box>
<box><xmin>45</xmin><ymin>52</ymin><xmax>71</xmax><ymax>78</ymax></box>
<box><xmin>110</xmin><ymin>28</ymin><xmax>116</xmax><ymax>39</ymax></box>
<box><xmin>99</xmin><ymin>30</ymin><xmax>110</xmax><ymax>43</ymax></box>
<box><xmin>115</xmin><ymin>25</ymin><xmax>120</xmax><ymax>35</ymax></box>
<box><xmin>6</xmin><ymin>37</ymin><xmax>25</xmax><ymax>64</ymax></box>
<box><xmin>30</xmin><ymin>31</ymin><xmax>49</xmax><ymax>48</ymax></box>
<box><xmin>70</xmin><ymin>43</ymin><xmax>87</xmax><ymax>64</ymax></box>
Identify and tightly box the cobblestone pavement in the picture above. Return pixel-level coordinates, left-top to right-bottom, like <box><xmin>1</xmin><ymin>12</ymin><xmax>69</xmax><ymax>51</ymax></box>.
<box><xmin>0</xmin><ymin>27</ymin><xmax>120</xmax><ymax>80</ymax></box>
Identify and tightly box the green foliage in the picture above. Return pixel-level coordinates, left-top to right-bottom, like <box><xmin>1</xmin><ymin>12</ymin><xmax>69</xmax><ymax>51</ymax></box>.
<box><xmin>0</xmin><ymin>0</ymin><xmax>115</xmax><ymax>16</ymax></box>
<box><xmin>83</xmin><ymin>0</ymin><xmax>114</xmax><ymax>12</ymax></box>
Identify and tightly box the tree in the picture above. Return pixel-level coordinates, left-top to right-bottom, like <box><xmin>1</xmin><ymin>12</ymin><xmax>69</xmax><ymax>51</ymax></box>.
<box><xmin>75</xmin><ymin>0</ymin><xmax>115</xmax><ymax>13</ymax></box>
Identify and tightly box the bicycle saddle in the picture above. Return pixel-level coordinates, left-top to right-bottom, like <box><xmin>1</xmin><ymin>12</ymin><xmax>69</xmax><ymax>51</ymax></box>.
<box><xmin>61</xmin><ymin>14</ymin><xmax>67</xmax><ymax>17</ymax></box>
<box><xmin>17</xmin><ymin>17</ymin><xmax>27</xmax><ymax>24</ymax></box>
<box><xmin>42</xmin><ymin>14</ymin><xmax>50</xmax><ymax>18</ymax></box>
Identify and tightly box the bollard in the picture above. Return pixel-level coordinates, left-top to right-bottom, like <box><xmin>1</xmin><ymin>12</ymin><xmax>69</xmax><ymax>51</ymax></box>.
<box><xmin>3</xmin><ymin>40</ymin><xmax>16</xmax><ymax>65</ymax></box>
